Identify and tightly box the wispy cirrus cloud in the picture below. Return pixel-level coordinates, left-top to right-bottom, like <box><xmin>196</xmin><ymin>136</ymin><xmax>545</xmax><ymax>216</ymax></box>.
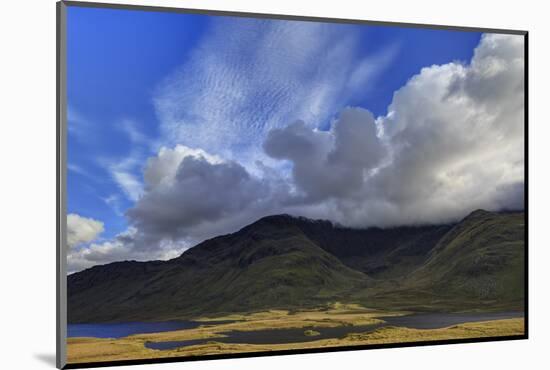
<box><xmin>101</xmin><ymin>119</ymin><xmax>153</xmax><ymax>203</ymax></box>
<box><xmin>103</xmin><ymin>153</ymin><xmax>145</xmax><ymax>202</ymax></box>
<box><xmin>118</xmin><ymin>118</ymin><xmax>148</xmax><ymax>146</ymax></box>
<box><xmin>101</xmin><ymin>194</ymin><xmax>124</xmax><ymax>217</ymax></box>
<box><xmin>68</xmin><ymin>163</ymin><xmax>90</xmax><ymax>177</ymax></box>
<box><xmin>68</xmin><ymin>108</ymin><xmax>148</xmax><ymax>203</ymax></box>
<box><xmin>154</xmin><ymin>17</ymin><xmax>398</xmax><ymax>169</ymax></box>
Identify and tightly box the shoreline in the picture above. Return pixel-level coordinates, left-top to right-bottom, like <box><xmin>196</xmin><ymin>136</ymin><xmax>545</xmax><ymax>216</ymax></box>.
<box><xmin>67</xmin><ymin>305</ymin><xmax>525</xmax><ymax>364</ymax></box>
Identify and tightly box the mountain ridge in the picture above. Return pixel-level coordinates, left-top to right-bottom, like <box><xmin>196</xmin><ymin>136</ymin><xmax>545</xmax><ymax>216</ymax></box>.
<box><xmin>67</xmin><ymin>209</ymin><xmax>525</xmax><ymax>323</ymax></box>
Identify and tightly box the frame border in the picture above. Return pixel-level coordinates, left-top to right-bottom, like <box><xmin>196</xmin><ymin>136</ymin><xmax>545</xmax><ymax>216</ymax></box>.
<box><xmin>61</xmin><ymin>0</ymin><xmax>528</xmax><ymax>35</ymax></box>
<box><xmin>57</xmin><ymin>1</ymin><xmax>68</xmax><ymax>369</ymax></box>
<box><xmin>56</xmin><ymin>1</ymin><xmax>529</xmax><ymax>369</ymax></box>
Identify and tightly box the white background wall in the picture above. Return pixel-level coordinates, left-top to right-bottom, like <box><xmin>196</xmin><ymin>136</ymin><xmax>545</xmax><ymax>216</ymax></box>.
<box><xmin>0</xmin><ymin>0</ymin><xmax>547</xmax><ymax>369</ymax></box>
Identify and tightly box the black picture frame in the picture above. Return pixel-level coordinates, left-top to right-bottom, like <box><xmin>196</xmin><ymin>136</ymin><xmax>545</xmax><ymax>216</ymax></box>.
<box><xmin>56</xmin><ymin>1</ymin><xmax>528</xmax><ymax>368</ymax></box>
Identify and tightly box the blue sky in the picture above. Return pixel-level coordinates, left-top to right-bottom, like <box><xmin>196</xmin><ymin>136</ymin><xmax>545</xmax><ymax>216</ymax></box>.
<box><xmin>67</xmin><ymin>7</ymin><xmax>480</xmax><ymax>238</ymax></box>
<box><xmin>66</xmin><ymin>6</ymin><xmax>524</xmax><ymax>272</ymax></box>
<box><xmin>67</xmin><ymin>8</ymin><xmax>207</xmax><ymax>239</ymax></box>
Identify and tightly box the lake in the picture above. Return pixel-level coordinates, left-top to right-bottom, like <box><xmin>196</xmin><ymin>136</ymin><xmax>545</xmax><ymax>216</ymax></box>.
<box><xmin>379</xmin><ymin>311</ymin><xmax>524</xmax><ymax>329</ymax></box>
<box><xmin>144</xmin><ymin>311</ymin><xmax>524</xmax><ymax>350</ymax></box>
<box><xmin>68</xmin><ymin>311</ymin><xmax>523</xmax><ymax>347</ymax></box>
<box><xmin>68</xmin><ymin>320</ymin><xmax>228</xmax><ymax>339</ymax></box>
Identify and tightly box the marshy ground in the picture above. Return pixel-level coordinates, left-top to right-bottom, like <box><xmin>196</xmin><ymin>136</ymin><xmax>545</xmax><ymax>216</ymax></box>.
<box><xmin>67</xmin><ymin>303</ymin><xmax>524</xmax><ymax>364</ymax></box>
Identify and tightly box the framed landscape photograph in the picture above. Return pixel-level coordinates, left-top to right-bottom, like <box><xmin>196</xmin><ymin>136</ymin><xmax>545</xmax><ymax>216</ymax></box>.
<box><xmin>57</xmin><ymin>1</ymin><xmax>528</xmax><ymax>368</ymax></box>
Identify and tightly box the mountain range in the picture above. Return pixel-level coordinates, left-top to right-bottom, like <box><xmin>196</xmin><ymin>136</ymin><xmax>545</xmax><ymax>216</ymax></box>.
<box><xmin>67</xmin><ymin>209</ymin><xmax>525</xmax><ymax>323</ymax></box>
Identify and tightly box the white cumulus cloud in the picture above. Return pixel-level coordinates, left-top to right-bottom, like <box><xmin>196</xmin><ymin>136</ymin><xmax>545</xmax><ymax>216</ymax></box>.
<box><xmin>128</xmin><ymin>145</ymin><xmax>281</xmax><ymax>243</ymax></box>
<box><xmin>67</xmin><ymin>213</ymin><xmax>104</xmax><ymax>248</ymax></box>
<box><xmin>263</xmin><ymin>33</ymin><xmax>524</xmax><ymax>227</ymax></box>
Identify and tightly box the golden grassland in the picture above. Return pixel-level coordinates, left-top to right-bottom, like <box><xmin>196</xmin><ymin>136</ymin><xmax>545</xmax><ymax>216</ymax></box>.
<box><xmin>67</xmin><ymin>304</ymin><xmax>524</xmax><ymax>364</ymax></box>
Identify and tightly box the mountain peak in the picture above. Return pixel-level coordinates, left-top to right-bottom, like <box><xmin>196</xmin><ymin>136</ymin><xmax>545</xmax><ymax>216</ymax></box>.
<box><xmin>244</xmin><ymin>214</ymin><xmax>330</xmax><ymax>230</ymax></box>
<box><xmin>256</xmin><ymin>213</ymin><xmax>299</xmax><ymax>223</ymax></box>
<box><xmin>462</xmin><ymin>209</ymin><xmax>494</xmax><ymax>220</ymax></box>
<box><xmin>239</xmin><ymin>214</ymin><xmax>301</xmax><ymax>233</ymax></box>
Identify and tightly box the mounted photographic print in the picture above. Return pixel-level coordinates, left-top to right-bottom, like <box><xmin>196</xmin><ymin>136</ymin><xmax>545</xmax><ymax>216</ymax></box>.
<box><xmin>56</xmin><ymin>1</ymin><xmax>527</xmax><ymax>368</ymax></box>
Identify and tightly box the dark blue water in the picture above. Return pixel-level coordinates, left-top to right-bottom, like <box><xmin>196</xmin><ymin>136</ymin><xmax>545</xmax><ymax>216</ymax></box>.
<box><xmin>144</xmin><ymin>311</ymin><xmax>524</xmax><ymax>351</ymax></box>
<box><xmin>144</xmin><ymin>323</ymin><xmax>384</xmax><ymax>350</ymax></box>
<box><xmin>68</xmin><ymin>311</ymin><xmax>523</xmax><ymax>346</ymax></box>
<box><xmin>380</xmin><ymin>311</ymin><xmax>524</xmax><ymax>329</ymax></box>
<box><xmin>67</xmin><ymin>321</ymin><xmax>201</xmax><ymax>339</ymax></box>
<box><xmin>146</xmin><ymin>339</ymin><xmax>214</xmax><ymax>350</ymax></box>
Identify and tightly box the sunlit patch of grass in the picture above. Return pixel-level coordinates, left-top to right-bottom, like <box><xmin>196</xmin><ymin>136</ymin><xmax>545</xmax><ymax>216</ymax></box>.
<box><xmin>304</xmin><ymin>329</ymin><xmax>321</xmax><ymax>336</ymax></box>
<box><xmin>344</xmin><ymin>318</ymin><xmax>524</xmax><ymax>343</ymax></box>
<box><xmin>67</xmin><ymin>304</ymin><xmax>524</xmax><ymax>364</ymax></box>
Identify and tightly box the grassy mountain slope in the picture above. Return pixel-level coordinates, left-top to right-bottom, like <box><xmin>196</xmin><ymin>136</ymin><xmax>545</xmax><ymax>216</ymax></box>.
<box><xmin>68</xmin><ymin>215</ymin><xmax>370</xmax><ymax>323</ymax></box>
<box><xmin>410</xmin><ymin>210</ymin><xmax>524</xmax><ymax>302</ymax></box>
<box><xmin>67</xmin><ymin>211</ymin><xmax>525</xmax><ymax>323</ymax></box>
<box><xmin>365</xmin><ymin>210</ymin><xmax>525</xmax><ymax>311</ymax></box>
